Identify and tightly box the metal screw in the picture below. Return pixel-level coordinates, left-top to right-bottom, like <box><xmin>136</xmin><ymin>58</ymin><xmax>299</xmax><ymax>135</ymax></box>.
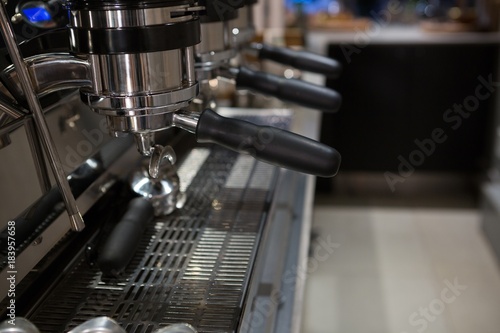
<box><xmin>98</xmin><ymin>178</ymin><xmax>116</xmax><ymax>194</ymax></box>
<box><xmin>32</xmin><ymin>236</ymin><xmax>43</xmax><ymax>246</ymax></box>
<box><xmin>11</xmin><ymin>13</ymin><xmax>22</xmax><ymax>24</ymax></box>
<box><xmin>111</xmin><ymin>131</ymin><xmax>129</xmax><ymax>138</ymax></box>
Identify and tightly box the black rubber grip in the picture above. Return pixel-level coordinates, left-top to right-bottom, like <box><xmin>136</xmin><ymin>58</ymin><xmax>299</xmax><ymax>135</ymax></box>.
<box><xmin>196</xmin><ymin>109</ymin><xmax>341</xmax><ymax>177</ymax></box>
<box><xmin>98</xmin><ymin>197</ymin><xmax>154</xmax><ymax>276</ymax></box>
<box><xmin>235</xmin><ymin>66</ymin><xmax>341</xmax><ymax>113</ymax></box>
<box><xmin>258</xmin><ymin>44</ymin><xmax>342</xmax><ymax>79</ymax></box>
<box><xmin>69</xmin><ymin>19</ymin><xmax>200</xmax><ymax>54</ymax></box>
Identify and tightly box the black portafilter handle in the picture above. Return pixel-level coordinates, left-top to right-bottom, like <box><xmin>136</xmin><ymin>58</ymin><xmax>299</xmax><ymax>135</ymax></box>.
<box><xmin>196</xmin><ymin>109</ymin><xmax>341</xmax><ymax>177</ymax></box>
<box><xmin>234</xmin><ymin>66</ymin><xmax>342</xmax><ymax>113</ymax></box>
<box><xmin>97</xmin><ymin>197</ymin><xmax>154</xmax><ymax>277</ymax></box>
<box><xmin>253</xmin><ymin>43</ymin><xmax>342</xmax><ymax>79</ymax></box>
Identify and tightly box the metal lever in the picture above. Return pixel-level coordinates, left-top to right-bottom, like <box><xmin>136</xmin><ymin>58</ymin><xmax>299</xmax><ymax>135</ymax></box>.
<box><xmin>250</xmin><ymin>43</ymin><xmax>342</xmax><ymax>79</ymax></box>
<box><xmin>0</xmin><ymin>3</ymin><xmax>84</xmax><ymax>231</ymax></box>
<box><xmin>174</xmin><ymin>110</ymin><xmax>341</xmax><ymax>177</ymax></box>
<box><xmin>220</xmin><ymin>66</ymin><xmax>342</xmax><ymax>113</ymax></box>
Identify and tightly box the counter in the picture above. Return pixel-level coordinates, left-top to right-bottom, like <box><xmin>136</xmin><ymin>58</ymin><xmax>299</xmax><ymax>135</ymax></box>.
<box><xmin>306</xmin><ymin>25</ymin><xmax>500</xmax><ymax>55</ymax></box>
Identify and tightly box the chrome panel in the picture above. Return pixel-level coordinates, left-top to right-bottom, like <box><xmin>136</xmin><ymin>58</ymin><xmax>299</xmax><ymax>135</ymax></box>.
<box><xmin>88</xmin><ymin>51</ymin><xmax>183</xmax><ymax>95</ymax></box>
<box><xmin>70</xmin><ymin>5</ymin><xmax>196</xmax><ymax>28</ymax></box>
<box><xmin>0</xmin><ymin>53</ymin><xmax>91</xmax><ymax>98</ymax></box>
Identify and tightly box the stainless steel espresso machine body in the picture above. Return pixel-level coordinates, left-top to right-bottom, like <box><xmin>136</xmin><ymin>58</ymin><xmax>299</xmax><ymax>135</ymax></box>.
<box><xmin>0</xmin><ymin>0</ymin><xmax>343</xmax><ymax>331</ymax></box>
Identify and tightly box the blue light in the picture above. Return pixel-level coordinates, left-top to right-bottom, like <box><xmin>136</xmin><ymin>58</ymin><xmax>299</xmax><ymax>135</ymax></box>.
<box><xmin>21</xmin><ymin>7</ymin><xmax>52</xmax><ymax>23</ymax></box>
<box><xmin>285</xmin><ymin>0</ymin><xmax>331</xmax><ymax>13</ymax></box>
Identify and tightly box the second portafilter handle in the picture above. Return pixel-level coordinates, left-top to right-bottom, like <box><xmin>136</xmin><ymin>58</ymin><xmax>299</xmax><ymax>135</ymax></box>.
<box><xmin>249</xmin><ymin>43</ymin><xmax>342</xmax><ymax>79</ymax></box>
<box><xmin>220</xmin><ymin>66</ymin><xmax>342</xmax><ymax>113</ymax></box>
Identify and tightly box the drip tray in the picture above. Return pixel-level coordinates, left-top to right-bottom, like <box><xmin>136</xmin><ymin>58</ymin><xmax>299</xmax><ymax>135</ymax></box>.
<box><xmin>28</xmin><ymin>117</ymin><xmax>288</xmax><ymax>333</ymax></box>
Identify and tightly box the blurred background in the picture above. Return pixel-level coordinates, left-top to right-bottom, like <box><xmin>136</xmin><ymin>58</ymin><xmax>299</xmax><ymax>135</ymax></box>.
<box><xmin>245</xmin><ymin>0</ymin><xmax>500</xmax><ymax>332</ymax></box>
<box><xmin>284</xmin><ymin>0</ymin><xmax>498</xmax><ymax>31</ymax></box>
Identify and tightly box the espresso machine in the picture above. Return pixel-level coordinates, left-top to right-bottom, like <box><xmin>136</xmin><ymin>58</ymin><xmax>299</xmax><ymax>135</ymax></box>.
<box><xmin>0</xmin><ymin>0</ymin><xmax>342</xmax><ymax>331</ymax></box>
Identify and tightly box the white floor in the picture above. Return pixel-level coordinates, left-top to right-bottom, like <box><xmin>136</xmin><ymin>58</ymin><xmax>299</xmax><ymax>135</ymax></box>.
<box><xmin>302</xmin><ymin>206</ymin><xmax>500</xmax><ymax>333</ymax></box>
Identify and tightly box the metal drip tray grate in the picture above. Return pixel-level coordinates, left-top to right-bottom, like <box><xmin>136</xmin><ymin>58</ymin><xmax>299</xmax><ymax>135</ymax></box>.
<box><xmin>28</xmin><ymin>145</ymin><xmax>280</xmax><ymax>333</ymax></box>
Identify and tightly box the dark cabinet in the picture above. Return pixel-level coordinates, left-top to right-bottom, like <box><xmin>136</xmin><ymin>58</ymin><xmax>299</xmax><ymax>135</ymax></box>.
<box><xmin>322</xmin><ymin>44</ymin><xmax>498</xmax><ymax>173</ymax></box>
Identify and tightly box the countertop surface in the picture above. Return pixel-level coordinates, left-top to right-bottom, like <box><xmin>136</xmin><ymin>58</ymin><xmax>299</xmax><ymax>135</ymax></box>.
<box><xmin>306</xmin><ymin>25</ymin><xmax>500</xmax><ymax>54</ymax></box>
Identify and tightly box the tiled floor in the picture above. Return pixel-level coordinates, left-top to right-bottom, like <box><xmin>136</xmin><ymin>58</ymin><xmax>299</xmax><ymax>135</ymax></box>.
<box><xmin>302</xmin><ymin>205</ymin><xmax>500</xmax><ymax>333</ymax></box>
